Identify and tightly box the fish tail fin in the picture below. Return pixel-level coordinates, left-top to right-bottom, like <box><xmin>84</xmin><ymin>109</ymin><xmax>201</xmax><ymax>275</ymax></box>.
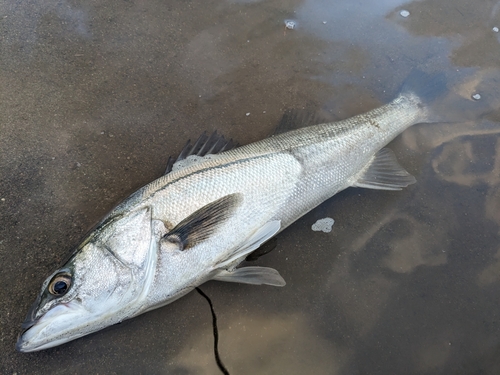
<box><xmin>399</xmin><ymin>70</ymin><xmax>497</xmax><ymax>124</ymax></box>
<box><xmin>398</xmin><ymin>70</ymin><xmax>447</xmax><ymax>123</ymax></box>
<box><xmin>399</xmin><ymin>70</ymin><xmax>447</xmax><ymax>105</ymax></box>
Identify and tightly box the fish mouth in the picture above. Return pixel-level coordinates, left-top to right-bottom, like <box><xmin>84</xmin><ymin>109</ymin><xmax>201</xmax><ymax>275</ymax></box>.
<box><xmin>16</xmin><ymin>294</ymin><xmax>43</xmax><ymax>352</ymax></box>
<box><xmin>16</xmin><ymin>317</ymin><xmax>40</xmax><ymax>352</ymax></box>
<box><xmin>16</xmin><ymin>302</ymin><xmax>82</xmax><ymax>353</ymax></box>
<box><xmin>20</xmin><ymin>316</ymin><xmax>38</xmax><ymax>331</ymax></box>
<box><xmin>16</xmin><ymin>317</ymin><xmax>47</xmax><ymax>353</ymax></box>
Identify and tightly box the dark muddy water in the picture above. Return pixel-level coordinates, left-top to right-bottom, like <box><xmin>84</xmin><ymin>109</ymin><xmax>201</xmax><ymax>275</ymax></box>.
<box><xmin>2</xmin><ymin>0</ymin><xmax>500</xmax><ymax>374</ymax></box>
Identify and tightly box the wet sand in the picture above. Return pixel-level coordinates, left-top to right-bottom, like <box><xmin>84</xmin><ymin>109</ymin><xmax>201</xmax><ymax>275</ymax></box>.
<box><xmin>2</xmin><ymin>0</ymin><xmax>500</xmax><ymax>373</ymax></box>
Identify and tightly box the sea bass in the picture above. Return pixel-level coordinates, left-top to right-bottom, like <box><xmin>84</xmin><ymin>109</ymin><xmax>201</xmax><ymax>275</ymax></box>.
<box><xmin>17</xmin><ymin>72</ymin><xmax>443</xmax><ymax>352</ymax></box>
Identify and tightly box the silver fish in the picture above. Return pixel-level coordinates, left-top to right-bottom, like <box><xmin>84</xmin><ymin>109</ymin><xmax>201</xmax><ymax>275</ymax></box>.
<box><xmin>17</xmin><ymin>72</ymin><xmax>443</xmax><ymax>352</ymax></box>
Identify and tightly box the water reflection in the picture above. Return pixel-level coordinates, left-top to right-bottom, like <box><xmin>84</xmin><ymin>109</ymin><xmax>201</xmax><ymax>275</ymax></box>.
<box><xmin>174</xmin><ymin>313</ymin><xmax>347</xmax><ymax>375</ymax></box>
<box><xmin>478</xmin><ymin>246</ymin><xmax>500</xmax><ymax>285</ymax></box>
<box><xmin>2</xmin><ymin>0</ymin><xmax>500</xmax><ymax>373</ymax></box>
<box><xmin>392</xmin><ymin>0</ymin><xmax>500</xmax><ymax>68</ymax></box>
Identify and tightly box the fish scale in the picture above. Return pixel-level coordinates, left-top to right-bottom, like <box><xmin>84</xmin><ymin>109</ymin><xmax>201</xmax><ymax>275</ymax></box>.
<box><xmin>128</xmin><ymin>94</ymin><xmax>422</xmax><ymax>235</ymax></box>
<box><xmin>17</xmin><ymin>72</ymin><xmax>441</xmax><ymax>352</ymax></box>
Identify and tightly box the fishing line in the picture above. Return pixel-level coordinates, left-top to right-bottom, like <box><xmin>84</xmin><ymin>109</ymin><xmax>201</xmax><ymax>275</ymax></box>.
<box><xmin>195</xmin><ymin>287</ymin><xmax>230</xmax><ymax>375</ymax></box>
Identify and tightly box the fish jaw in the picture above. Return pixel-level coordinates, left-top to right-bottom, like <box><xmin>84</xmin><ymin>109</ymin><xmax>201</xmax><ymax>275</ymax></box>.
<box><xmin>16</xmin><ymin>301</ymin><xmax>89</xmax><ymax>352</ymax></box>
<box><xmin>16</xmin><ymin>288</ymin><xmax>141</xmax><ymax>352</ymax></box>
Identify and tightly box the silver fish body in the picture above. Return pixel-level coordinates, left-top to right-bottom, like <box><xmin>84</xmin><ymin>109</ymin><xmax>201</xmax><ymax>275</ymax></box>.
<box><xmin>17</xmin><ymin>76</ymin><xmax>436</xmax><ymax>352</ymax></box>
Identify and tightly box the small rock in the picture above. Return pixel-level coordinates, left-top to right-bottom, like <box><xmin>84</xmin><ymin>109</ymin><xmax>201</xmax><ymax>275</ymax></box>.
<box><xmin>284</xmin><ymin>20</ymin><xmax>296</xmax><ymax>30</ymax></box>
<box><xmin>246</xmin><ymin>112</ymin><xmax>250</xmax><ymax>116</ymax></box>
<box><xmin>400</xmin><ymin>10</ymin><xmax>410</xmax><ymax>17</ymax></box>
<box><xmin>472</xmin><ymin>93</ymin><xmax>481</xmax><ymax>100</ymax></box>
<box><xmin>493</xmin><ymin>27</ymin><xmax>499</xmax><ymax>33</ymax></box>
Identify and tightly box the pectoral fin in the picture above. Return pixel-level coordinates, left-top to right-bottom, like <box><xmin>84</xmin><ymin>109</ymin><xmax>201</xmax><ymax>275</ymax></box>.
<box><xmin>353</xmin><ymin>148</ymin><xmax>416</xmax><ymax>191</ymax></box>
<box><xmin>213</xmin><ymin>266</ymin><xmax>286</xmax><ymax>286</ymax></box>
<box><xmin>163</xmin><ymin>194</ymin><xmax>242</xmax><ymax>251</ymax></box>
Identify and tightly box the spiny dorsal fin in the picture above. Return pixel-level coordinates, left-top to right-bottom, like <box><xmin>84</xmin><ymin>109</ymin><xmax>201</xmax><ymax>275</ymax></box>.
<box><xmin>162</xmin><ymin>194</ymin><xmax>242</xmax><ymax>251</ymax></box>
<box><xmin>353</xmin><ymin>148</ymin><xmax>416</xmax><ymax>190</ymax></box>
<box><xmin>164</xmin><ymin>131</ymin><xmax>238</xmax><ymax>174</ymax></box>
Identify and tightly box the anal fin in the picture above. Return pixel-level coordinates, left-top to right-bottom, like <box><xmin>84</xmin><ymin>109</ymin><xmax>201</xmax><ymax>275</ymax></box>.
<box><xmin>213</xmin><ymin>266</ymin><xmax>286</xmax><ymax>287</ymax></box>
<box><xmin>353</xmin><ymin>148</ymin><xmax>416</xmax><ymax>191</ymax></box>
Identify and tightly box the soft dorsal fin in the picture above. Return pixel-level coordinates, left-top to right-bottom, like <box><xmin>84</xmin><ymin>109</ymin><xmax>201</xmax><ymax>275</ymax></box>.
<box><xmin>162</xmin><ymin>194</ymin><xmax>242</xmax><ymax>251</ymax></box>
<box><xmin>353</xmin><ymin>148</ymin><xmax>416</xmax><ymax>190</ymax></box>
<box><xmin>273</xmin><ymin>108</ymin><xmax>336</xmax><ymax>135</ymax></box>
<box><xmin>164</xmin><ymin>131</ymin><xmax>238</xmax><ymax>174</ymax></box>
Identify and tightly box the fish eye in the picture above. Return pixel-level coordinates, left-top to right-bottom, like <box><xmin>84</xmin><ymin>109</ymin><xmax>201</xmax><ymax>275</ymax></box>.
<box><xmin>48</xmin><ymin>273</ymin><xmax>72</xmax><ymax>296</ymax></box>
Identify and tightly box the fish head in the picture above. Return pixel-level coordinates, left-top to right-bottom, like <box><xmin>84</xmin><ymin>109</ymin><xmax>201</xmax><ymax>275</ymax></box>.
<box><xmin>16</xmin><ymin>206</ymin><xmax>160</xmax><ymax>352</ymax></box>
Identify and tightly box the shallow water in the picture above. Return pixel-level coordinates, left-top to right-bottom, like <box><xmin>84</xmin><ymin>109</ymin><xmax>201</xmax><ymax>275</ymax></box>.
<box><xmin>1</xmin><ymin>0</ymin><xmax>500</xmax><ymax>373</ymax></box>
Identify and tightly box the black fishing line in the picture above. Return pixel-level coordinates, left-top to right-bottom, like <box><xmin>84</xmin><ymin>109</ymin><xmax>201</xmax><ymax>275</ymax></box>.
<box><xmin>195</xmin><ymin>287</ymin><xmax>230</xmax><ymax>375</ymax></box>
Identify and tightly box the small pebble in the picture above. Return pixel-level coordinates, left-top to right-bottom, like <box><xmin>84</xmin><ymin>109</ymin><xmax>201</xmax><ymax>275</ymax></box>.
<box><xmin>1</xmin><ymin>198</ymin><xmax>5</xmax><ymax>202</ymax></box>
<box><xmin>472</xmin><ymin>93</ymin><xmax>481</xmax><ymax>100</ymax></box>
<box><xmin>246</xmin><ymin>112</ymin><xmax>250</xmax><ymax>116</ymax></box>
<box><xmin>400</xmin><ymin>10</ymin><xmax>410</xmax><ymax>17</ymax></box>
<box><xmin>312</xmin><ymin>217</ymin><xmax>335</xmax><ymax>233</ymax></box>
<box><xmin>284</xmin><ymin>20</ymin><xmax>296</xmax><ymax>30</ymax></box>
<box><xmin>322</xmin><ymin>21</ymin><xmax>327</xmax><ymax>24</ymax></box>
<box><xmin>493</xmin><ymin>27</ymin><xmax>499</xmax><ymax>33</ymax></box>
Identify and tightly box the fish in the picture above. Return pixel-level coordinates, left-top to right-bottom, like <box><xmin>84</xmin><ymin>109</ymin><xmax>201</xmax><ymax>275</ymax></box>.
<box><xmin>16</xmin><ymin>71</ymin><xmax>445</xmax><ymax>352</ymax></box>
